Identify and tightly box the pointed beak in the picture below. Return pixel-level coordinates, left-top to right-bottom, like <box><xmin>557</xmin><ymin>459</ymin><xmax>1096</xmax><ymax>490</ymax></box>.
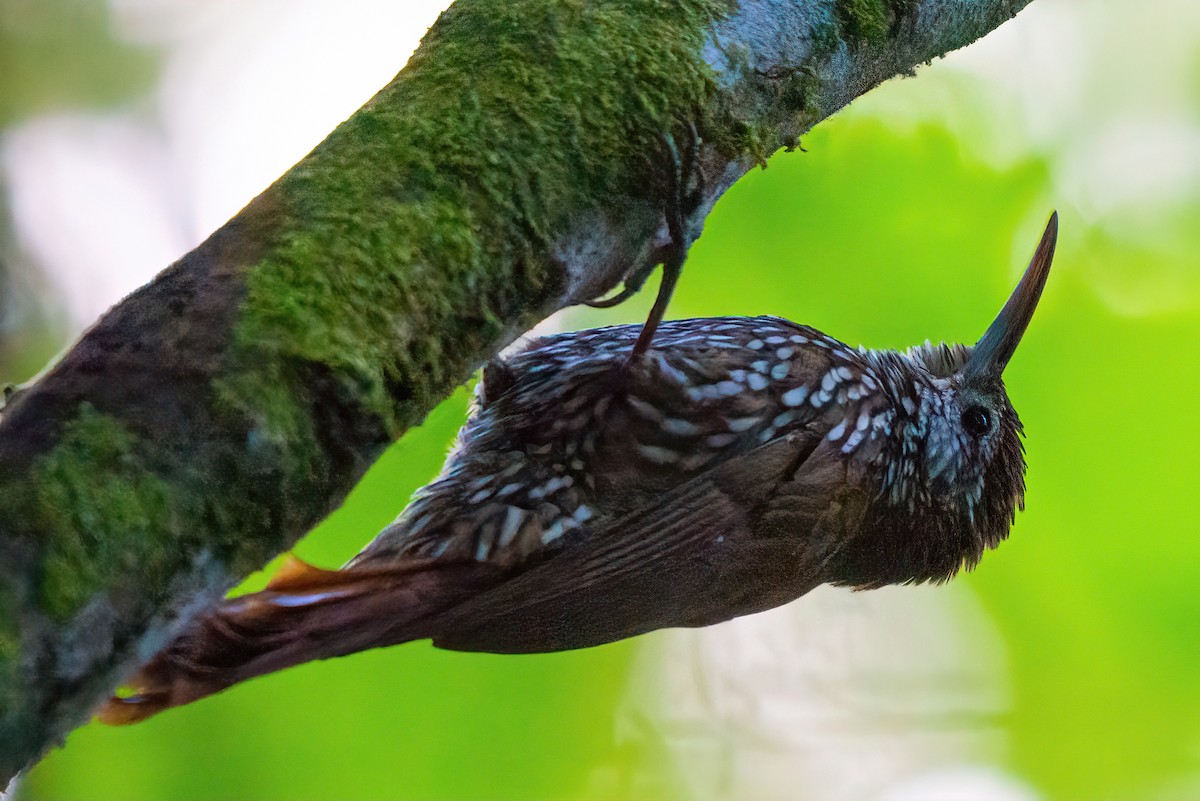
<box><xmin>962</xmin><ymin>211</ymin><xmax>1058</xmax><ymax>384</ymax></box>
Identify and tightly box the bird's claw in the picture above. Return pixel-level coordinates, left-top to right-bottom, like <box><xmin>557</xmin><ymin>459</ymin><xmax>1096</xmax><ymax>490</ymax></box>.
<box><xmin>625</xmin><ymin>123</ymin><xmax>705</xmax><ymax>363</ymax></box>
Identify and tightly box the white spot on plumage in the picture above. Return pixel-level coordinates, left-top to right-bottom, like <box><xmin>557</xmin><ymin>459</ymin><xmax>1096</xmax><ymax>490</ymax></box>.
<box><xmin>727</xmin><ymin>416</ymin><xmax>760</xmax><ymax>432</ymax></box>
<box><xmin>827</xmin><ymin>420</ymin><xmax>847</xmax><ymax>441</ymax></box>
<box><xmin>648</xmin><ymin>353</ymin><xmax>690</xmax><ymax>385</ymax></box>
<box><xmin>842</xmin><ymin>429</ymin><xmax>865</xmax><ymax>453</ymax></box>
<box><xmin>706</xmin><ymin>432</ymin><xmax>739</xmax><ymax>448</ymax></box>
<box><xmin>748</xmin><ymin>373</ymin><xmax>769</xmax><ymax>391</ymax></box>
<box><xmin>781</xmin><ymin>386</ymin><xmax>809</xmax><ymax>407</ymax></box>
<box><xmin>775</xmin><ymin>347</ymin><xmax>794</xmax><ymax>360</ymax></box>
<box><xmin>680</xmin><ymin>452</ymin><xmax>715</xmax><ymax>471</ymax></box>
<box><xmin>541</xmin><ymin>519</ymin><xmax>568</xmax><ymax>545</ymax></box>
<box><xmin>770</xmin><ymin>363</ymin><xmax>789</xmax><ymax>380</ymax></box>
<box><xmin>475</xmin><ymin>528</ymin><xmax>494</xmax><ymax>560</ymax></box>
<box><xmin>628</xmin><ymin>395</ymin><xmax>664</xmax><ymax>422</ymax></box>
<box><xmin>498</xmin><ymin>506</ymin><xmax>524</xmax><ymax>547</ymax></box>
<box><xmin>663</xmin><ymin>417</ymin><xmax>701</xmax><ymax>436</ymax></box>
<box><xmin>747</xmin><ymin>339</ymin><xmax>764</xmax><ymax>350</ymax></box>
<box><xmin>499</xmin><ymin>460</ymin><xmax>525</xmax><ymax>478</ymax></box>
<box><xmin>820</xmin><ymin>369</ymin><xmax>849</xmax><ymax>393</ymax></box>
<box><xmin>636</xmin><ymin>444</ymin><xmax>679</xmax><ymax>464</ymax></box>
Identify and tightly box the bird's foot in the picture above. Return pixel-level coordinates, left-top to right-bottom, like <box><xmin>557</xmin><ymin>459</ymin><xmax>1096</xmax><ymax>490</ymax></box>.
<box><xmin>621</xmin><ymin>123</ymin><xmax>705</xmax><ymax>363</ymax></box>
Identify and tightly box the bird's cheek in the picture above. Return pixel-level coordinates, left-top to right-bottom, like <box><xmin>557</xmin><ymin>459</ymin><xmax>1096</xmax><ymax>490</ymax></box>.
<box><xmin>924</xmin><ymin>442</ymin><xmax>959</xmax><ymax>484</ymax></box>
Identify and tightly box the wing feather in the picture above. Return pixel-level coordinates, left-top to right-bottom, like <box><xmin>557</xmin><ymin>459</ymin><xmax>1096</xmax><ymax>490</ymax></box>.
<box><xmin>431</xmin><ymin>429</ymin><xmax>835</xmax><ymax>653</ymax></box>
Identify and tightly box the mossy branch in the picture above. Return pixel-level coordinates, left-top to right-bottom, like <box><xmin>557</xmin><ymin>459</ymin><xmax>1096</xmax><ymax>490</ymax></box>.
<box><xmin>0</xmin><ymin>0</ymin><xmax>1035</xmax><ymax>783</ymax></box>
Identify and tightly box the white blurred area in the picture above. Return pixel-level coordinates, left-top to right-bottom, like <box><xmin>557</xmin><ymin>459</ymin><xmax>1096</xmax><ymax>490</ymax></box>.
<box><xmin>3</xmin><ymin>0</ymin><xmax>452</xmax><ymax>325</ymax></box>
<box><xmin>6</xmin><ymin>0</ymin><xmax>1199</xmax><ymax>326</ymax></box>
<box><xmin>589</xmin><ymin>584</ymin><xmax>1037</xmax><ymax>801</ymax></box>
<box><xmin>2</xmin><ymin>1</ymin><xmax>1194</xmax><ymax>798</ymax></box>
<box><xmin>854</xmin><ymin>0</ymin><xmax>1200</xmax><ymax>317</ymax></box>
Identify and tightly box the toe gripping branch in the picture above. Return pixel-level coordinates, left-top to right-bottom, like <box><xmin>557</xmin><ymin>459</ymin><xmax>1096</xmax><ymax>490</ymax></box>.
<box><xmin>586</xmin><ymin>124</ymin><xmax>706</xmax><ymax>361</ymax></box>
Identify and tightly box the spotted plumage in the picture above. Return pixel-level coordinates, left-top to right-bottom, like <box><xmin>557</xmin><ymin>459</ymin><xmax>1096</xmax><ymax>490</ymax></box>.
<box><xmin>100</xmin><ymin>214</ymin><xmax>1058</xmax><ymax>725</ymax></box>
<box><xmin>370</xmin><ymin>320</ymin><xmax>903</xmax><ymax>560</ymax></box>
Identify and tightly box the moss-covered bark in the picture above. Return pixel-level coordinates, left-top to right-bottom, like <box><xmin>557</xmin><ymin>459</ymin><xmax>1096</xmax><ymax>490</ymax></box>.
<box><xmin>0</xmin><ymin>0</ymin><xmax>1036</xmax><ymax>783</ymax></box>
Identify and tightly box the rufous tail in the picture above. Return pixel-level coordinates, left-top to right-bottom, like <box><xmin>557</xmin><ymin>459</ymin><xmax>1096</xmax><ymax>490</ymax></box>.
<box><xmin>97</xmin><ymin>555</ymin><xmax>502</xmax><ymax>725</ymax></box>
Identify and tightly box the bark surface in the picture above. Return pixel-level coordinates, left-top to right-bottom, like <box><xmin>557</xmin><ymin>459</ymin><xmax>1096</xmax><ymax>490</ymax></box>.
<box><xmin>0</xmin><ymin>0</ymin><xmax>1035</xmax><ymax>782</ymax></box>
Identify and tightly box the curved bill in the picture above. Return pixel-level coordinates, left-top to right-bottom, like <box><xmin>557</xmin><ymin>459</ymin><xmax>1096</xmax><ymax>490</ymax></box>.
<box><xmin>962</xmin><ymin>211</ymin><xmax>1058</xmax><ymax>383</ymax></box>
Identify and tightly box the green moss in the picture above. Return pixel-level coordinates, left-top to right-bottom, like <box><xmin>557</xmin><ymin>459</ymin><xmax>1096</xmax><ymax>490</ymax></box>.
<box><xmin>33</xmin><ymin>404</ymin><xmax>175</xmax><ymax>620</ymax></box>
<box><xmin>836</xmin><ymin>0</ymin><xmax>890</xmax><ymax>43</ymax></box>
<box><xmin>0</xmin><ymin>592</ymin><xmax>18</xmax><ymax>720</ymax></box>
<box><xmin>219</xmin><ymin>0</ymin><xmax>735</xmax><ymax>450</ymax></box>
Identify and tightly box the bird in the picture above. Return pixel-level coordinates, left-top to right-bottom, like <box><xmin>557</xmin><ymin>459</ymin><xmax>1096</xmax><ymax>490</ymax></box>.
<box><xmin>98</xmin><ymin>212</ymin><xmax>1058</xmax><ymax>725</ymax></box>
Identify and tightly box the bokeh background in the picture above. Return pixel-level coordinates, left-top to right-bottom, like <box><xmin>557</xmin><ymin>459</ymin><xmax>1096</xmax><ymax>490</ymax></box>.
<box><xmin>4</xmin><ymin>1</ymin><xmax>1199</xmax><ymax>799</ymax></box>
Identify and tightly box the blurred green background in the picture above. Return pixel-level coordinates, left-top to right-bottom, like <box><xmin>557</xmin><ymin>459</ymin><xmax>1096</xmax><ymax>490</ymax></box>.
<box><xmin>5</xmin><ymin>1</ymin><xmax>1200</xmax><ymax>799</ymax></box>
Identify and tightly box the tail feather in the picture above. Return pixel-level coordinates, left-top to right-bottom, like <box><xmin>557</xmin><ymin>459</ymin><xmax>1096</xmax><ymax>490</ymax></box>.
<box><xmin>261</xmin><ymin>553</ymin><xmax>349</xmax><ymax>592</ymax></box>
<box><xmin>98</xmin><ymin>556</ymin><xmax>505</xmax><ymax>725</ymax></box>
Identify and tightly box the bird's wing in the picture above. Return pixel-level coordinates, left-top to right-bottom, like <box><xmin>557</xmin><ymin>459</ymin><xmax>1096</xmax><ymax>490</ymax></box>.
<box><xmin>429</xmin><ymin>426</ymin><xmax>865</xmax><ymax>653</ymax></box>
<box><xmin>99</xmin><ymin>424</ymin><xmax>867</xmax><ymax>722</ymax></box>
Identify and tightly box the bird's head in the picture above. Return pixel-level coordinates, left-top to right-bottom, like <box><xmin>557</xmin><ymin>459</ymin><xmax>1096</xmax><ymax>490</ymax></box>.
<box><xmin>842</xmin><ymin>212</ymin><xmax>1057</xmax><ymax>587</ymax></box>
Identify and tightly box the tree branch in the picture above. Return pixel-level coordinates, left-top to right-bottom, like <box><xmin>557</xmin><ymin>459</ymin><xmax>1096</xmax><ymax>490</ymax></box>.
<box><xmin>0</xmin><ymin>0</ymin><xmax>1035</xmax><ymax>782</ymax></box>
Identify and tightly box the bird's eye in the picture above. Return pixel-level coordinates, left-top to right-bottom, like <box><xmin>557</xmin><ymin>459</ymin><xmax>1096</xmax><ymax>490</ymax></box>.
<box><xmin>962</xmin><ymin>406</ymin><xmax>992</xmax><ymax>437</ymax></box>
